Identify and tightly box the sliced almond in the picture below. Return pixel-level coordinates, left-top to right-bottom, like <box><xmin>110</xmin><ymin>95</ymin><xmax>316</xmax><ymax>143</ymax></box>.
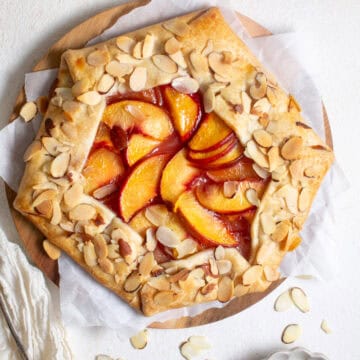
<box><xmin>60</xmin><ymin>220</ymin><xmax>74</xmax><ymax>232</ymax></box>
<box><xmin>245</xmin><ymin>188</ymin><xmax>260</xmax><ymax>207</ymax></box>
<box><xmin>156</xmin><ymin>226</ymin><xmax>181</xmax><ymax>248</ymax></box>
<box><xmin>129</xmin><ymin>67</ymin><xmax>147</xmax><ymax>91</ymax></box>
<box><xmin>43</xmin><ymin>240</ymin><xmax>61</xmax><ymax>260</ymax></box>
<box><xmin>290</xmin><ymin>287</ymin><xmax>310</xmax><ymax>313</ymax></box>
<box><xmin>208</xmin><ymin>52</ymin><xmax>231</xmax><ymax>79</ymax></box>
<box><xmin>274</xmin><ymin>290</ymin><xmax>293</xmax><ymax>312</ymax></box>
<box><xmin>277</xmin><ymin>185</ymin><xmax>299</xmax><ymax>214</ymax></box>
<box><xmin>87</xmin><ymin>49</ymin><xmax>109</xmax><ymax>67</ymax></box>
<box><xmin>320</xmin><ymin>319</ymin><xmax>332</xmax><ymax>334</ymax></box>
<box><xmin>132</xmin><ymin>41</ymin><xmax>143</xmax><ymax>59</ymax></box>
<box><xmin>242</xmin><ymin>265</ymin><xmax>263</xmax><ymax>285</ymax></box>
<box><xmin>50</xmin><ymin>200</ymin><xmax>62</xmax><ymax>225</ymax></box>
<box><xmin>145</xmin><ymin>205</ymin><xmax>169</xmax><ymax>226</ymax></box>
<box><xmin>69</xmin><ymin>204</ymin><xmax>96</xmax><ymax>221</ymax></box>
<box><xmin>241</xmin><ymin>91</ymin><xmax>252</xmax><ymax>113</ymax></box>
<box><xmin>72</xmin><ymin>78</ymin><xmax>91</xmax><ymax>97</ymax></box>
<box><xmin>217</xmin><ymin>276</ymin><xmax>234</xmax><ymax>302</ymax></box>
<box><xmin>252</xmin><ymin>98</ymin><xmax>271</xmax><ymax>116</ymax></box>
<box><xmin>32</xmin><ymin>189</ymin><xmax>57</xmax><ymax>208</ymax></box>
<box><xmin>271</xmin><ymin>221</ymin><xmax>290</xmax><ymax>242</ymax></box>
<box><xmin>130</xmin><ymin>329</ymin><xmax>148</xmax><ymax>350</ymax></box>
<box><xmin>171</xmin><ymin>50</ymin><xmax>187</xmax><ymax>69</ymax></box>
<box><xmin>97</xmin><ymin>74</ymin><xmax>115</xmax><ymax>94</ymax></box>
<box><xmin>116</xmin><ymin>36</ymin><xmax>135</xmax><ymax>53</ymax></box>
<box><xmin>188</xmin><ymin>336</ymin><xmax>211</xmax><ymax>350</ymax></box>
<box><xmin>202</xmin><ymin>39</ymin><xmax>214</xmax><ymax>56</ymax></box>
<box><xmin>245</xmin><ymin>140</ymin><xmax>269</xmax><ymax>168</ymax></box>
<box><xmin>180</xmin><ymin>341</ymin><xmax>199</xmax><ymax>360</ymax></box>
<box><xmin>171</xmin><ymin>77</ymin><xmax>199</xmax><ymax>94</ymax></box>
<box><xmin>214</xmin><ymin>246</ymin><xmax>225</xmax><ymax>260</ymax></box>
<box><xmin>304</xmin><ymin>164</ymin><xmax>323</xmax><ymax>178</ymax></box>
<box><xmin>263</xmin><ymin>265</ymin><xmax>280</xmax><ymax>281</ymax></box>
<box><xmin>105</xmin><ymin>61</ymin><xmax>133</xmax><ymax>79</ymax></box>
<box><xmin>145</xmin><ymin>228</ymin><xmax>157</xmax><ymax>252</ymax></box>
<box><xmin>189</xmin><ymin>51</ymin><xmax>209</xmax><ymax>75</ymax></box>
<box><xmin>253</xmin><ymin>129</ymin><xmax>272</xmax><ymax>148</ymax></box>
<box><xmin>124</xmin><ymin>271</ymin><xmax>142</xmax><ymax>292</ymax></box>
<box><xmin>152</xmin><ymin>54</ymin><xmax>178</xmax><ymax>73</ymax></box>
<box><xmin>209</xmin><ymin>258</ymin><xmax>219</xmax><ymax>276</ymax></box>
<box><xmin>50</xmin><ymin>152</ymin><xmax>70</xmax><ymax>178</ymax></box>
<box><xmin>33</xmin><ymin>182</ymin><xmax>57</xmax><ymax>191</ymax></box>
<box><xmin>93</xmin><ymin>183</ymin><xmax>117</xmax><ymax>199</ymax></box>
<box><xmin>142</xmin><ymin>33</ymin><xmax>155</xmax><ymax>58</ymax></box>
<box><xmin>222</xmin><ymin>51</ymin><xmax>234</xmax><ymax>64</ymax></box>
<box><xmin>63</xmin><ymin>183</ymin><xmax>83</xmax><ymax>208</ymax></box>
<box><xmin>42</xmin><ymin>137</ymin><xmax>61</xmax><ymax>156</ymax></box>
<box><xmin>203</xmin><ymin>87</ymin><xmax>215</xmax><ymax>113</ymax></box>
<box><xmin>139</xmin><ymin>252</ymin><xmax>155</xmax><ymax>277</ymax></box>
<box><xmin>223</xmin><ymin>181</ymin><xmax>238</xmax><ymax>198</ymax></box>
<box><xmin>35</xmin><ymin>200</ymin><xmax>53</xmax><ymax>218</ymax></box>
<box><xmin>20</xmin><ymin>101</ymin><xmax>37</xmax><ymax>122</ymax></box>
<box><xmin>298</xmin><ymin>187</ymin><xmax>311</xmax><ymax>212</ymax></box>
<box><xmin>260</xmin><ymin>212</ymin><xmax>276</xmax><ymax>235</ymax></box>
<box><xmin>282</xmin><ymin>324</ymin><xmax>302</xmax><ymax>344</ymax></box>
<box><xmin>249</xmin><ymin>73</ymin><xmax>267</xmax><ymax>100</ymax></box>
<box><xmin>148</xmin><ymin>276</ymin><xmax>170</xmax><ymax>291</ymax></box>
<box><xmin>93</xmin><ymin>234</ymin><xmax>108</xmax><ymax>259</ymax></box>
<box><xmin>164</xmin><ymin>37</ymin><xmax>181</xmax><ymax>54</ymax></box>
<box><xmin>98</xmin><ymin>258</ymin><xmax>114</xmax><ymax>274</ymax></box>
<box><xmin>77</xmin><ymin>91</ymin><xmax>102</xmax><ymax>106</ymax></box>
<box><xmin>153</xmin><ymin>290</ymin><xmax>176</xmax><ymax>306</ymax></box>
<box><xmin>252</xmin><ymin>164</ymin><xmax>269</xmax><ymax>179</ymax></box>
<box><xmin>163</xmin><ymin>20</ymin><xmax>190</xmax><ymax>36</ymax></box>
<box><xmin>83</xmin><ymin>241</ymin><xmax>97</xmax><ymax>267</ymax></box>
<box><xmin>281</xmin><ymin>136</ymin><xmax>303</xmax><ymax>160</ymax></box>
<box><xmin>24</xmin><ymin>140</ymin><xmax>42</xmax><ymax>161</ymax></box>
<box><xmin>216</xmin><ymin>259</ymin><xmax>232</xmax><ymax>275</ymax></box>
<box><xmin>256</xmin><ymin>242</ymin><xmax>276</xmax><ymax>265</ymax></box>
<box><xmin>175</xmin><ymin>238</ymin><xmax>197</xmax><ymax>259</ymax></box>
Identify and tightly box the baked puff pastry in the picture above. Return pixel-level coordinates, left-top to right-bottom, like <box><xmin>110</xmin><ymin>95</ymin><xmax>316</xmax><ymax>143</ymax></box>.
<box><xmin>14</xmin><ymin>8</ymin><xmax>334</xmax><ymax>316</ymax></box>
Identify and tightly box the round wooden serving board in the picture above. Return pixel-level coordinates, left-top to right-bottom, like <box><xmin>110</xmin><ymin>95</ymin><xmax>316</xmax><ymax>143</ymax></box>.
<box><xmin>6</xmin><ymin>0</ymin><xmax>333</xmax><ymax>329</ymax></box>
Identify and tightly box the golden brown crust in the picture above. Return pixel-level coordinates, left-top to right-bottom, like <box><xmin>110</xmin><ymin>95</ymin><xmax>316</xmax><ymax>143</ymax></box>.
<box><xmin>14</xmin><ymin>8</ymin><xmax>334</xmax><ymax>316</ymax></box>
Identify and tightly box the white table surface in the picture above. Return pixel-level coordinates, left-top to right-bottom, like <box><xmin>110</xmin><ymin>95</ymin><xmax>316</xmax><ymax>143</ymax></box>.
<box><xmin>1</xmin><ymin>0</ymin><xmax>360</xmax><ymax>359</ymax></box>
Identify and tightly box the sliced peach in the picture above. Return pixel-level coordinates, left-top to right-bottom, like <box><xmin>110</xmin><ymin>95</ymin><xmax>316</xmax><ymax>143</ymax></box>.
<box><xmin>187</xmin><ymin>135</ymin><xmax>236</xmax><ymax>164</ymax></box>
<box><xmin>188</xmin><ymin>112</ymin><xmax>232</xmax><ymax>152</ymax></box>
<box><xmin>119</xmin><ymin>154</ymin><xmax>170</xmax><ymax>222</ymax></box>
<box><xmin>163</xmin><ymin>86</ymin><xmax>201</xmax><ymax>141</ymax></box>
<box><xmin>125</xmin><ymin>134</ymin><xmax>160</xmax><ymax>166</ymax></box>
<box><xmin>83</xmin><ymin>147</ymin><xmax>125</xmax><ymax>194</ymax></box>
<box><xmin>107</xmin><ymin>87</ymin><xmax>163</xmax><ymax>106</ymax></box>
<box><xmin>129</xmin><ymin>209</ymin><xmax>153</xmax><ymax>237</ymax></box>
<box><xmin>195</xmin><ymin>180</ymin><xmax>265</xmax><ymax>214</ymax></box>
<box><xmin>207</xmin><ymin>158</ymin><xmax>259</xmax><ymax>182</ymax></box>
<box><xmin>102</xmin><ymin>100</ymin><xmax>173</xmax><ymax>140</ymax></box>
<box><xmin>94</xmin><ymin>123</ymin><xmax>113</xmax><ymax>149</ymax></box>
<box><xmin>160</xmin><ymin>149</ymin><xmax>201</xmax><ymax>205</ymax></box>
<box><xmin>175</xmin><ymin>190</ymin><xmax>238</xmax><ymax>247</ymax></box>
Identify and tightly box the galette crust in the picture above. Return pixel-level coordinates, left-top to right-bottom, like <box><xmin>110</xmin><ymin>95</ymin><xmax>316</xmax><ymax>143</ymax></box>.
<box><xmin>14</xmin><ymin>8</ymin><xmax>334</xmax><ymax>316</ymax></box>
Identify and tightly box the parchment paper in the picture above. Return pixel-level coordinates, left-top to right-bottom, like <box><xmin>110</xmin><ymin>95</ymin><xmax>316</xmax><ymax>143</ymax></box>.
<box><xmin>0</xmin><ymin>0</ymin><xmax>348</xmax><ymax>333</ymax></box>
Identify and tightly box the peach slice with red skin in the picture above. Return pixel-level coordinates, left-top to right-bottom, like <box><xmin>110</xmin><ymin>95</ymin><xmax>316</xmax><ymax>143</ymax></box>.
<box><xmin>94</xmin><ymin>123</ymin><xmax>114</xmax><ymax>149</ymax></box>
<box><xmin>195</xmin><ymin>180</ymin><xmax>266</xmax><ymax>214</ymax></box>
<box><xmin>119</xmin><ymin>154</ymin><xmax>170</xmax><ymax>222</ymax></box>
<box><xmin>83</xmin><ymin>147</ymin><xmax>125</xmax><ymax>194</ymax></box>
<box><xmin>188</xmin><ymin>112</ymin><xmax>232</xmax><ymax>152</ymax></box>
<box><xmin>160</xmin><ymin>149</ymin><xmax>201</xmax><ymax>206</ymax></box>
<box><xmin>175</xmin><ymin>190</ymin><xmax>239</xmax><ymax>247</ymax></box>
<box><xmin>125</xmin><ymin>134</ymin><xmax>160</xmax><ymax>166</ymax></box>
<box><xmin>102</xmin><ymin>100</ymin><xmax>173</xmax><ymax>140</ymax></box>
<box><xmin>163</xmin><ymin>86</ymin><xmax>201</xmax><ymax>141</ymax></box>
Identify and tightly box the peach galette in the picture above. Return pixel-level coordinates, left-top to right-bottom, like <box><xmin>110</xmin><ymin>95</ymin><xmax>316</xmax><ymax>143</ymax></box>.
<box><xmin>14</xmin><ymin>8</ymin><xmax>334</xmax><ymax>315</ymax></box>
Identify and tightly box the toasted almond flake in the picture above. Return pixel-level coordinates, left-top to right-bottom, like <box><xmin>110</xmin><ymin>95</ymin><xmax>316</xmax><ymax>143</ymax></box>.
<box><xmin>93</xmin><ymin>183</ymin><xmax>117</xmax><ymax>199</ymax></box>
<box><xmin>209</xmin><ymin>82</ymin><xmax>226</xmax><ymax>94</ymax></box>
<box><xmin>116</xmin><ymin>53</ymin><xmax>141</xmax><ymax>65</ymax></box>
<box><xmin>69</xmin><ymin>204</ymin><xmax>96</xmax><ymax>221</ymax></box>
<box><xmin>130</xmin><ymin>329</ymin><xmax>148</xmax><ymax>350</ymax></box>
<box><xmin>189</xmin><ymin>51</ymin><xmax>208</xmax><ymax>74</ymax></box>
<box><xmin>216</xmin><ymin>259</ymin><xmax>232</xmax><ymax>275</ymax></box>
<box><xmin>188</xmin><ymin>336</ymin><xmax>211</xmax><ymax>350</ymax></box>
<box><xmin>116</xmin><ymin>36</ymin><xmax>135</xmax><ymax>52</ymax></box>
<box><xmin>60</xmin><ymin>220</ymin><xmax>74</xmax><ymax>232</ymax></box>
<box><xmin>252</xmin><ymin>163</ymin><xmax>269</xmax><ymax>179</ymax></box>
<box><xmin>274</xmin><ymin>290</ymin><xmax>293</xmax><ymax>312</ymax></box>
<box><xmin>321</xmin><ymin>319</ymin><xmax>332</xmax><ymax>334</ymax></box>
<box><xmin>139</xmin><ymin>252</ymin><xmax>155</xmax><ymax>277</ymax></box>
<box><xmin>203</xmin><ymin>87</ymin><xmax>215</xmax><ymax>113</ymax></box>
<box><xmin>171</xmin><ymin>77</ymin><xmax>199</xmax><ymax>94</ymax></box>
<box><xmin>256</xmin><ymin>242</ymin><xmax>276</xmax><ymax>265</ymax></box>
<box><xmin>180</xmin><ymin>341</ymin><xmax>199</xmax><ymax>360</ymax></box>
<box><xmin>87</xmin><ymin>49</ymin><xmax>109</xmax><ymax>67</ymax></box>
<box><xmin>263</xmin><ymin>265</ymin><xmax>280</xmax><ymax>281</ymax></box>
<box><xmin>145</xmin><ymin>205</ymin><xmax>169</xmax><ymax>226</ymax></box>
<box><xmin>281</xmin><ymin>136</ymin><xmax>303</xmax><ymax>160</ymax></box>
<box><xmin>156</xmin><ymin>226</ymin><xmax>181</xmax><ymax>248</ymax></box>
<box><xmin>43</xmin><ymin>240</ymin><xmax>61</xmax><ymax>260</ymax></box>
<box><xmin>252</xmin><ymin>98</ymin><xmax>271</xmax><ymax>116</ymax></box>
<box><xmin>298</xmin><ymin>187</ymin><xmax>311</xmax><ymax>212</ymax></box>
<box><xmin>209</xmin><ymin>258</ymin><xmax>219</xmax><ymax>276</ymax></box>
<box><xmin>63</xmin><ymin>183</ymin><xmax>83</xmax><ymax>208</ymax></box>
<box><xmin>304</xmin><ymin>164</ymin><xmax>323</xmax><ymax>178</ymax></box>
<box><xmin>20</xmin><ymin>101</ymin><xmax>37</xmax><ymax>122</ymax></box>
<box><xmin>278</xmin><ymin>185</ymin><xmax>299</xmax><ymax>214</ymax></box>
<box><xmin>214</xmin><ymin>73</ymin><xmax>229</xmax><ymax>83</ymax></box>
<box><xmin>62</xmin><ymin>100</ymin><xmax>82</xmax><ymax>118</ymax></box>
<box><xmin>154</xmin><ymin>290</ymin><xmax>176</xmax><ymax>306</ymax></box>
<box><xmin>170</xmin><ymin>50</ymin><xmax>187</xmax><ymax>68</ymax></box>
<box><xmin>105</xmin><ymin>61</ymin><xmax>133</xmax><ymax>79</ymax></box>
<box><xmin>148</xmin><ymin>276</ymin><xmax>170</xmax><ymax>291</ymax></box>
<box><xmin>175</xmin><ymin>238</ymin><xmax>197</xmax><ymax>258</ymax></box>
<box><xmin>24</xmin><ymin>140</ymin><xmax>42</xmax><ymax>161</ymax></box>
<box><xmin>132</xmin><ymin>41</ymin><xmax>143</xmax><ymax>59</ymax></box>
<box><xmin>223</xmin><ymin>181</ymin><xmax>238</xmax><ymax>198</ymax></box>
<box><xmin>250</xmin><ymin>73</ymin><xmax>267</xmax><ymax>100</ymax></box>
<box><xmin>242</xmin><ymin>265</ymin><xmax>263</xmax><ymax>285</ymax></box>
<box><xmin>98</xmin><ymin>258</ymin><xmax>114</xmax><ymax>274</ymax></box>
<box><xmin>50</xmin><ymin>152</ymin><xmax>70</xmax><ymax>178</ymax></box>
<box><xmin>253</xmin><ymin>129</ymin><xmax>272</xmax><ymax>148</ymax></box>
<box><xmin>208</xmin><ymin>52</ymin><xmax>231</xmax><ymax>79</ymax></box>
<box><xmin>107</xmin><ymin>244</ymin><xmax>119</xmax><ymax>259</ymax></box>
<box><xmin>282</xmin><ymin>324</ymin><xmax>302</xmax><ymax>344</ymax></box>
<box><xmin>217</xmin><ymin>276</ymin><xmax>234</xmax><ymax>302</ymax></box>
<box><xmin>245</xmin><ymin>188</ymin><xmax>260</xmax><ymax>207</ymax></box>
<box><xmin>241</xmin><ymin>91</ymin><xmax>252</xmax><ymax>113</ymax></box>
<box><xmin>142</xmin><ymin>33</ymin><xmax>155</xmax><ymax>58</ymax></box>
<box><xmin>93</xmin><ymin>234</ymin><xmax>108</xmax><ymax>259</ymax></box>
<box><xmin>245</xmin><ymin>140</ymin><xmax>269</xmax><ymax>168</ymax></box>
<box><xmin>163</xmin><ymin>20</ymin><xmax>190</xmax><ymax>36</ymax></box>
<box><xmin>260</xmin><ymin>212</ymin><xmax>276</xmax><ymax>235</ymax></box>
<box><xmin>290</xmin><ymin>287</ymin><xmax>310</xmax><ymax>313</ymax></box>
<box><xmin>152</xmin><ymin>54</ymin><xmax>178</xmax><ymax>73</ymax></box>
<box><xmin>169</xmin><ymin>269</ymin><xmax>190</xmax><ymax>283</ymax></box>
<box><xmin>77</xmin><ymin>91</ymin><xmax>102</xmax><ymax>106</ymax></box>
<box><xmin>97</xmin><ymin>74</ymin><xmax>115</xmax><ymax>94</ymax></box>
<box><xmin>165</xmin><ymin>37</ymin><xmax>181</xmax><ymax>54</ymax></box>
<box><xmin>124</xmin><ymin>271</ymin><xmax>142</xmax><ymax>292</ymax></box>
<box><xmin>72</xmin><ymin>78</ymin><xmax>91</xmax><ymax>97</ymax></box>
<box><xmin>214</xmin><ymin>246</ymin><xmax>225</xmax><ymax>260</ymax></box>
<box><xmin>222</xmin><ymin>51</ymin><xmax>234</xmax><ymax>64</ymax></box>
<box><xmin>32</xmin><ymin>189</ymin><xmax>57</xmax><ymax>208</ymax></box>
<box><xmin>35</xmin><ymin>200</ymin><xmax>53</xmax><ymax>218</ymax></box>
<box><xmin>129</xmin><ymin>67</ymin><xmax>147</xmax><ymax>91</ymax></box>
<box><xmin>202</xmin><ymin>39</ymin><xmax>214</xmax><ymax>56</ymax></box>
<box><xmin>42</xmin><ymin>137</ymin><xmax>61</xmax><ymax>156</ymax></box>
<box><xmin>145</xmin><ymin>228</ymin><xmax>157</xmax><ymax>252</ymax></box>
<box><xmin>50</xmin><ymin>200</ymin><xmax>62</xmax><ymax>225</ymax></box>
<box><xmin>83</xmin><ymin>241</ymin><xmax>97</xmax><ymax>267</ymax></box>
<box><xmin>33</xmin><ymin>182</ymin><xmax>57</xmax><ymax>191</ymax></box>
<box><xmin>271</xmin><ymin>221</ymin><xmax>290</xmax><ymax>242</ymax></box>
<box><xmin>50</xmin><ymin>96</ymin><xmax>63</xmax><ymax>107</ymax></box>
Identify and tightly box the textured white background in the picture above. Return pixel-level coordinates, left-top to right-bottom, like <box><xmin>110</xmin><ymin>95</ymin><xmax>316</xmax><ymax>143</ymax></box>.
<box><xmin>0</xmin><ymin>0</ymin><xmax>360</xmax><ymax>359</ymax></box>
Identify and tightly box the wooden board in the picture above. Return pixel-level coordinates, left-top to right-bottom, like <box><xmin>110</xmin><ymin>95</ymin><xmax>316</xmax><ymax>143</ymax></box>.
<box><xmin>5</xmin><ymin>0</ymin><xmax>333</xmax><ymax>329</ymax></box>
